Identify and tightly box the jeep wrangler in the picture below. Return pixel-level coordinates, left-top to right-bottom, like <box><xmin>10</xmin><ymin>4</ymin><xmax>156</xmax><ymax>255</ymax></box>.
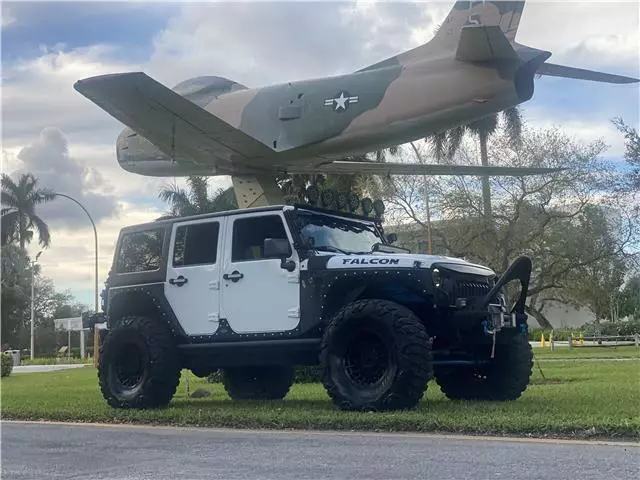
<box><xmin>87</xmin><ymin>203</ymin><xmax>533</xmax><ymax>411</ymax></box>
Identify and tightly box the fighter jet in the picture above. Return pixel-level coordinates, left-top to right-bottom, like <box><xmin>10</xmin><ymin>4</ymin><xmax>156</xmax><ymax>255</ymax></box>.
<box><xmin>74</xmin><ymin>0</ymin><xmax>638</xmax><ymax>208</ymax></box>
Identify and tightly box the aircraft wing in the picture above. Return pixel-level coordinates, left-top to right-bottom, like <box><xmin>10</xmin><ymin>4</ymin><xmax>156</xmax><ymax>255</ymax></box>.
<box><xmin>537</xmin><ymin>63</ymin><xmax>639</xmax><ymax>84</ymax></box>
<box><xmin>293</xmin><ymin>161</ymin><xmax>562</xmax><ymax>176</ymax></box>
<box><xmin>73</xmin><ymin>72</ymin><xmax>275</xmax><ymax>167</ymax></box>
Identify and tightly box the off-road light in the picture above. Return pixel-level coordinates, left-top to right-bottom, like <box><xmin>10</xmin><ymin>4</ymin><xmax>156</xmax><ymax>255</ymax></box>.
<box><xmin>373</xmin><ymin>199</ymin><xmax>385</xmax><ymax>217</ymax></box>
<box><xmin>321</xmin><ymin>188</ymin><xmax>336</xmax><ymax>208</ymax></box>
<box><xmin>361</xmin><ymin>197</ymin><xmax>373</xmax><ymax>216</ymax></box>
<box><xmin>348</xmin><ymin>193</ymin><xmax>360</xmax><ymax>212</ymax></box>
<box><xmin>432</xmin><ymin>268</ymin><xmax>441</xmax><ymax>287</ymax></box>
<box><xmin>306</xmin><ymin>185</ymin><xmax>319</xmax><ymax>204</ymax></box>
<box><xmin>336</xmin><ymin>192</ymin><xmax>347</xmax><ymax>210</ymax></box>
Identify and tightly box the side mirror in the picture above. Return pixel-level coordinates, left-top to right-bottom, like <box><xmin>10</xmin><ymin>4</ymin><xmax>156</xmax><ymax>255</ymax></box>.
<box><xmin>264</xmin><ymin>238</ymin><xmax>296</xmax><ymax>272</ymax></box>
<box><xmin>386</xmin><ymin>233</ymin><xmax>398</xmax><ymax>244</ymax></box>
<box><xmin>264</xmin><ymin>238</ymin><xmax>292</xmax><ymax>258</ymax></box>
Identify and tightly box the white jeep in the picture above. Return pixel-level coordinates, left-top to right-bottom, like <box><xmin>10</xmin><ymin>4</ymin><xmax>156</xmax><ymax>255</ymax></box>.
<box><xmin>87</xmin><ymin>204</ymin><xmax>533</xmax><ymax>411</ymax></box>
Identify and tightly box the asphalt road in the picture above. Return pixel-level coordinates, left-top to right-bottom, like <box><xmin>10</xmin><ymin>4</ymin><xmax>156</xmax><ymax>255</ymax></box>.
<box><xmin>2</xmin><ymin>422</ymin><xmax>638</xmax><ymax>480</ymax></box>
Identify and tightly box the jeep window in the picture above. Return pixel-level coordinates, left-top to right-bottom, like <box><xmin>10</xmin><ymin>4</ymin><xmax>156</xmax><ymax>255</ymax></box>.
<box><xmin>296</xmin><ymin>211</ymin><xmax>385</xmax><ymax>254</ymax></box>
<box><xmin>232</xmin><ymin>215</ymin><xmax>289</xmax><ymax>261</ymax></box>
<box><xmin>116</xmin><ymin>229</ymin><xmax>163</xmax><ymax>273</ymax></box>
<box><xmin>173</xmin><ymin>221</ymin><xmax>220</xmax><ymax>267</ymax></box>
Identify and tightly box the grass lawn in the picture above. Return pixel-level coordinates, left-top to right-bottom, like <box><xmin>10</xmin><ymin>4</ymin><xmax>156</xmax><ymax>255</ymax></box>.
<box><xmin>2</xmin><ymin>355</ymin><xmax>639</xmax><ymax>441</ymax></box>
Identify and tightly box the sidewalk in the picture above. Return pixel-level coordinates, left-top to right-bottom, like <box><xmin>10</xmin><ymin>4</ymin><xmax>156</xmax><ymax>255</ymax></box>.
<box><xmin>12</xmin><ymin>364</ymin><xmax>89</xmax><ymax>374</ymax></box>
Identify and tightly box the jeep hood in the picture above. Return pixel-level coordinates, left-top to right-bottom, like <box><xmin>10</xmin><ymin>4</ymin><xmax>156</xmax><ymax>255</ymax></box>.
<box><xmin>322</xmin><ymin>252</ymin><xmax>495</xmax><ymax>276</ymax></box>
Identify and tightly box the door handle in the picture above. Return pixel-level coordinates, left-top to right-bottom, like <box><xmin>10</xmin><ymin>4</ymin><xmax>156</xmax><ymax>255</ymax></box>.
<box><xmin>169</xmin><ymin>275</ymin><xmax>188</xmax><ymax>287</ymax></box>
<box><xmin>223</xmin><ymin>270</ymin><xmax>244</xmax><ymax>283</ymax></box>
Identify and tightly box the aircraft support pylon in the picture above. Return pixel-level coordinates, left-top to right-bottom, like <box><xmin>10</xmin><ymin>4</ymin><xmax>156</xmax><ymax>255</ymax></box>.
<box><xmin>231</xmin><ymin>175</ymin><xmax>284</xmax><ymax>209</ymax></box>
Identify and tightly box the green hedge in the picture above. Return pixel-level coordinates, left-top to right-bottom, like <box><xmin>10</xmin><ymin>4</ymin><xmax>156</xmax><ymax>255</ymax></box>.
<box><xmin>206</xmin><ymin>365</ymin><xmax>322</xmax><ymax>384</ymax></box>
<box><xmin>1</xmin><ymin>353</ymin><xmax>13</xmax><ymax>377</ymax></box>
<box><xmin>528</xmin><ymin>319</ymin><xmax>640</xmax><ymax>341</ymax></box>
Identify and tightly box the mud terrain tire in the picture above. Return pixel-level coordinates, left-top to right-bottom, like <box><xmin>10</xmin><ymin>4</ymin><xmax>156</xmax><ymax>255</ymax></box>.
<box><xmin>320</xmin><ymin>299</ymin><xmax>432</xmax><ymax>411</ymax></box>
<box><xmin>98</xmin><ymin>316</ymin><xmax>181</xmax><ymax>409</ymax></box>
<box><xmin>435</xmin><ymin>332</ymin><xmax>533</xmax><ymax>401</ymax></box>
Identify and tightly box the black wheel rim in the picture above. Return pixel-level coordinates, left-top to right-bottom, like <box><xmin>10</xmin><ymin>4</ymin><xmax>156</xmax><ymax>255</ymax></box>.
<box><xmin>343</xmin><ymin>331</ymin><xmax>390</xmax><ymax>387</ymax></box>
<box><xmin>113</xmin><ymin>341</ymin><xmax>148</xmax><ymax>393</ymax></box>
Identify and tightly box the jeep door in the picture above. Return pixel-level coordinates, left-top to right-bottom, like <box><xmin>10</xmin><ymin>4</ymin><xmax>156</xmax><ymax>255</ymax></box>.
<box><xmin>220</xmin><ymin>211</ymin><xmax>300</xmax><ymax>333</ymax></box>
<box><xmin>164</xmin><ymin>217</ymin><xmax>226</xmax><ymax>336</ymax></box>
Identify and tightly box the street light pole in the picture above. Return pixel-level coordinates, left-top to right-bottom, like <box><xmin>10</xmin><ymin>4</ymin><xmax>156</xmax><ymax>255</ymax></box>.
<box><xmin>53</xmin><ymin>193</ymin><xmax>99</xmax><ymax>367</ymax></box>
<box><xmin>30</xmin><ymin>251</ymin><xmax>42</xmax><ymax>360</ymax></box>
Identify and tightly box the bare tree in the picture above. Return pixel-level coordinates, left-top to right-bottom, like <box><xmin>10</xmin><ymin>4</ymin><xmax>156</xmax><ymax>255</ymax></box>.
<box><xmin>380</xmin><ymin>125</ymin><xmax>638</xmax><ymax>328</ymax></box>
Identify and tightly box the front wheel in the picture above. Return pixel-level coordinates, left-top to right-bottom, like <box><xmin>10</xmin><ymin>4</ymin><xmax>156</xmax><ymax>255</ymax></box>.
<box><xmin>435</xmin><ymin>332</ymin><xmax>533</xmax><ymax>401</ymax></box>
<box><xmin>320</xmin><ymin>299</ymin><xmax>433</xmax><ymax>411</ymax></box>
<box><xmin>98</xmin><ymin>316</ymin><xmax>181</xmax><ymax>409</ymax></box>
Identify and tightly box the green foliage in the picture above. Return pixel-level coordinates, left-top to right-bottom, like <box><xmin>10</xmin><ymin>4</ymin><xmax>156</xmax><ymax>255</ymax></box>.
<box><xmin>581</xmin><ymin>318</ymin><xmax>640</xmax><ymax>337</ymax></box>
<box><xmin>278</xmin><ymin>148</ymin><xmax>398</xmax><ymax>208</ymax></box>
<box><xmin>528</xmin><ymin>318</ymin><xmax>640</xmax><ymax>341</ymax></box>
<box><xmin>158</xmin><ymin>177</ymin><xmax>237</xmax><ymax>217</ymax></box>
<box><xmin>611</xmin><ymin>116</ymin><xmax>639</xmax><ymax>191</ymax></box>
<box><xmin>1</xmin><ymin>353</ymin><xmax>14</xmax><ymax>377</ymax></box>
<box><xmin>206</xmin><ymin>365</ymin><xmax>322</xmax><ymax>384</ymax></box>
<box><xmin>1</xmin><ymin>172</ymin><xmax>56</xmax><ymax>248</ymax></box>
<box><xmin>1</xmin><ymin>244</ymin><xmax>32</xmax><ymax>348</ymax></box>
<box><xmin>619</xmin><ymin>275</ymin><xmax>640</xmax><ymax>320</ymax></box>
<box><xmin>293</xmin><ymin>365</ymin><xmax>322</xmax><ymax>383</ymax></box>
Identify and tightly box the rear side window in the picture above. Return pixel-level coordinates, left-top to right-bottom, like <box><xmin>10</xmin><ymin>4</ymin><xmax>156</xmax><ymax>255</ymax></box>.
<box><xmin>173</xmin><ymin>221</ymin><xmax>220</xmax><ymax>267</ymax></box>
<box><xmin>116</xmin><ymin>229</ymin><xmax>164</xmax><ymax>274</ymax></box>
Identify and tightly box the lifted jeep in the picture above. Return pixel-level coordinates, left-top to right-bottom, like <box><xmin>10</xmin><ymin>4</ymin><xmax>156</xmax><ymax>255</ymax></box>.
<box><xmin>88</xmin><ymin>204</ymin><xmax>533</xmax><ymax>411</ymax></box>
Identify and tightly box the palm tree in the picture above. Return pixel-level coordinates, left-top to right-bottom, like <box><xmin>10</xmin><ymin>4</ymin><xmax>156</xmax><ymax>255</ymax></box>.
<box><xmin>425</xmin><ymin>107</ymin><xmax>523</xmax><ymax>220</ymax></box>
<box><xmin>158</xmin><ymin>176</ymin><xmax>237</xmax><ymax>217</ymax></box>
<box><xmin>280</xmin><ymin>147</ymin><xmax>399</xmax><ymax>203</ymax></box>
<box><xmin>1</xmin><ymin>173</ymin><xmax>56</xmax><ymax>248</ymax></box>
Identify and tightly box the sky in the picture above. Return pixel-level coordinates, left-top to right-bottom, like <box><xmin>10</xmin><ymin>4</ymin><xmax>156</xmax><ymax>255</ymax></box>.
<box><xmin>1</xmin><ymin>0</ymin><xmax>639</xmax><ymax>308</ymax></box>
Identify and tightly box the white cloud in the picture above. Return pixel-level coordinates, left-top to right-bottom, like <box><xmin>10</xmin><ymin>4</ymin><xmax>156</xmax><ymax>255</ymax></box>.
<box><xmin>525</xmin><ymin>110</ymin><xmax>628</xmax><ymax>159</ymax></box>
<box><xmin>2</xmin><ymin>44</ymin><xmax>139</xmax><ymax>147</ymax></box>
<box><xmin>145</xmin><ymin>1</ymin><xmax>431</xmax><ymax>87</ymax></box>
<box><xmin>7</xmin><ymin>127</ymin><xmax>119</xmax><ymax>229</ymax></box>
<box><xmin>517</xmin><ymin>0</ymin><xmax>640</xmax><ymax>72</ymax></box>
<box><xmin>1</xmin><ymin>5</ymin><xmax>16</xmax><ymax>29</ymax></box>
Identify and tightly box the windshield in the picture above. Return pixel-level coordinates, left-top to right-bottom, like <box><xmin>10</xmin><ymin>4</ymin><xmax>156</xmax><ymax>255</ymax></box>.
<box><xmin>296</xmin><ymin>211</ymin><xmax>384</xmax><ymax>254</ymax></box>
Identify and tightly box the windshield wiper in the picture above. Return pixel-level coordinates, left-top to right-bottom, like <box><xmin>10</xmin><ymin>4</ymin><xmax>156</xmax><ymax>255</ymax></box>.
<box><xmin>314</xmin><ymin>245</ymin><xmax>351</xmax><ymax>255</ymax></box>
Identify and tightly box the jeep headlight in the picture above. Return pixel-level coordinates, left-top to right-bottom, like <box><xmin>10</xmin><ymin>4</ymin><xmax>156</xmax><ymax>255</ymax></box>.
<box><xmin>432</xmin><ymin>268</ymin><xmax>441</xmax><ymax>288</ymax></box>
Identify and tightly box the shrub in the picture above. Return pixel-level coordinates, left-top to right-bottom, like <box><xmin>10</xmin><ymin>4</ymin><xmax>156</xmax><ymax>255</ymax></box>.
<box><xmin>293</xmin><ymin>365</ymin><xmax>322</xmax><ymax>383</ymax></box>
<box><xmin>206</xmin><ymin>365</ymin><xmax>323</xmax><ymax>384</ymax></box>
<box><xmin>1</xmin><ymin>353</ymin><xmax>13</xmax><ymax>377</ymax></box>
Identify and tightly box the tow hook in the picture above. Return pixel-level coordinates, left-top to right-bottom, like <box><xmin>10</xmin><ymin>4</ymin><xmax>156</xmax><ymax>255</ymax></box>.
<box><xmin>482</xmin><ymin>320</ymin><xmax>497</xmax><ymax>359</ymax></box>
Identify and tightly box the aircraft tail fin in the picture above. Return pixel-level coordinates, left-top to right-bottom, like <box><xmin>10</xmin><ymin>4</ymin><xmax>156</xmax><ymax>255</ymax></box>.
<box><xmin>360</xmin><ymin>1</ymin><xmax>526</xmax><ymax>70</ymax></box>
<box><xmin>427</xmin><ymin>0</ymin><xmax>525</xmax><ymax>53</ymax></box>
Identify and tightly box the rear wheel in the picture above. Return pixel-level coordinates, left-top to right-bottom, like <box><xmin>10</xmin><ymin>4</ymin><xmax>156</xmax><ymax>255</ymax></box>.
<box><xmin>320</xmin><ymin>299</ymin><xmax>432</xmax><ymax>411</ymax></box>
<box><xmin>98</xmin><ymin>316</ymin><xmax>181</xmax><ymax>409</ymax></box>
<box><xmin>222</xmin><ymin>365</ymin><xmax>294</xmax><ymax>400</ymax></box>
<box><xmin>435</xmin><ymin>332</ymin><xmax>533</xmax><ymax>401</ymax></box>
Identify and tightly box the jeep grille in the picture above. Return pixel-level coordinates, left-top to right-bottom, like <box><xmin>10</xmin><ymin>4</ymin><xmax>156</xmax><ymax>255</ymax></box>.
<box><xmin>454</xmin><ymin>280</ymin><xmax>491</xmax><ymax>299</ymax></box>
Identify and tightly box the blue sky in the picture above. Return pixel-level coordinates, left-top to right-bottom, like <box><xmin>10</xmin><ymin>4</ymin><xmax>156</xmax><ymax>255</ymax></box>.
<box><xmin>2</xmin><ymin>0</ymin><xmax>638</xmax><ymax>308</ymax></box>
<box><xmin>2</xmin><ymin>3</ymin><xmax>176</xmax><ymax>63</ymax></box>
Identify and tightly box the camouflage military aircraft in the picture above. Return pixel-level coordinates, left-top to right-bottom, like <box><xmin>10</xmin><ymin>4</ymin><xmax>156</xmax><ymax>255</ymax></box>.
<box><xmin>74</xmin><ymin>0</ymin><xmax>638</xmax><ymax>208</ymax></box>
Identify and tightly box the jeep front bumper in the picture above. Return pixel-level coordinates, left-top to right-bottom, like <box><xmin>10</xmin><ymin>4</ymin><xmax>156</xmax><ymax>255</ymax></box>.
<box><xmin>435</xmin><ymin>256</ymin><xmax>532</xmax><ymax>333</ymax></box>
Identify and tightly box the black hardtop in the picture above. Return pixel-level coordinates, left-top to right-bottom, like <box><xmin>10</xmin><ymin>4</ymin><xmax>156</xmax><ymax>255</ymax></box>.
<box><xmin>118</xmin><ymin>204</ymin><xmax>381</xmax><ymax>235</ymax></box>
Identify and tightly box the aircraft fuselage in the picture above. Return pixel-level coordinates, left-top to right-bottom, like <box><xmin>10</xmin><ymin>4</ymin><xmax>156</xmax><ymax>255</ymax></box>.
<box><xmin>116</xmin><ymin>51</ymin><xmax>541</xmax><ymax>177</ymax></box>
